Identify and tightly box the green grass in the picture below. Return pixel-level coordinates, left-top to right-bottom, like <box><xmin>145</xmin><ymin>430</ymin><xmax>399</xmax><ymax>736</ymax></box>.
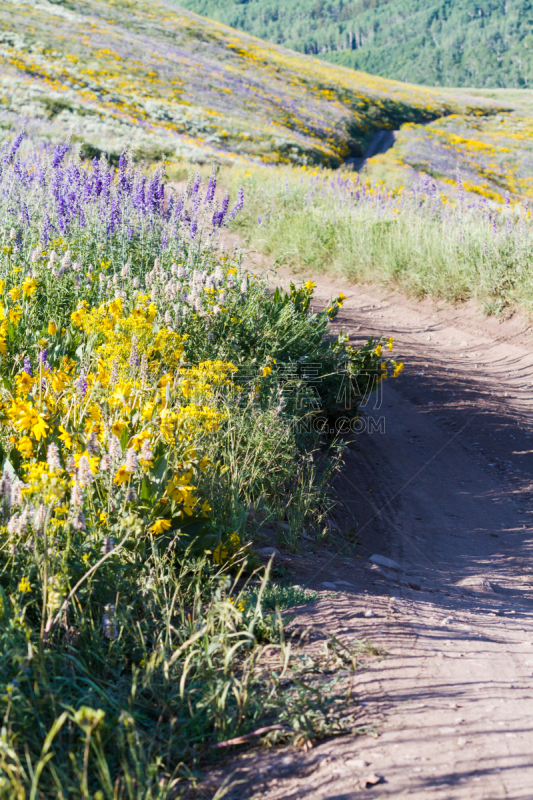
<box><xmin>223</xmin><ymin>162</ymin><xmax>533</xmax><ymax>316</ymax></box>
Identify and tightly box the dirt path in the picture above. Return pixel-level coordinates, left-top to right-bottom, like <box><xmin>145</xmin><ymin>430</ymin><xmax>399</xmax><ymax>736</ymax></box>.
<box><xmin>206</xmin><ymin>263</ymin><xmax>533</xmax><ymax>799</ymax></box>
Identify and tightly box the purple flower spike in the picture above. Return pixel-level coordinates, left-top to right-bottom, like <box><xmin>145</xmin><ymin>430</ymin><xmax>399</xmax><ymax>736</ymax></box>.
<box><xmin>227</xmin><ymin>187</ymin><xmax>244</xmax><ymax>221</ymax></box>
<box><xmin>4</xmin><ymin>129</ymin><xmax>25</xmax><ymax>165</ymax></box>
<box><xmin>52</xmin><ymin>141</ymin><xmax>69</xmax><ymax>169</ymax></box>
<box><xmin>78</xmin><ymin>370</ymin><xmax>87</xmax><ymax>396</ymax></box>
<box><xmin>204</xmin><ymin>169</ymin><xmax>217</xmax><ymax>205</ymax></box>
<box><xmin>23</xmin><ymin>357</ymin><xmax>32</xmax><ymax>376</ymax></box>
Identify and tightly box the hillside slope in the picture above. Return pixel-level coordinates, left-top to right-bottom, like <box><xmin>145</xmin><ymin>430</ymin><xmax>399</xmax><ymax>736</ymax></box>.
<box><xmin>0</xmin><ymin>0</ymin><xmax>497</xmax><ymax>165</ymax></box>
<box><xmin>179</xmin><ymin>0</ymin><xmax>533</xmax><ymax>89</ymax></box>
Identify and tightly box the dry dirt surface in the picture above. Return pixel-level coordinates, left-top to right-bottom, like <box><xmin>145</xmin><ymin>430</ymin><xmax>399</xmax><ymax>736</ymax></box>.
<box><xmin>205</xmin><ymin>264</ymin><xmax>533</xmax><ymax>800</ymax></box>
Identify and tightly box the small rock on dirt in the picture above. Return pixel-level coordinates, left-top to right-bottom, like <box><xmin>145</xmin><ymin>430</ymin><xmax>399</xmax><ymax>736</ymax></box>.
<box><xmin>370</xmin><ymin>554</ymin><xmax>401</xmax><ymax>570</ymax></box>
<box><xmin>362</xmin><ymin>772</ymin><xmax>383</xmax><ymax>787</ymax></box>
<box><xmin>364</xmin><ymin>609</ymin><xmax>376</xmax><ymax>618</ymax></box>
<box><xmin>455</xmin><ymin>576</ymin><xmax>495</xmax><ymax>593</ymax></box>
<box><xmin>321</xmin><ymin>582</ymin><xmax>337</xmax><ymax>590</ymax></box>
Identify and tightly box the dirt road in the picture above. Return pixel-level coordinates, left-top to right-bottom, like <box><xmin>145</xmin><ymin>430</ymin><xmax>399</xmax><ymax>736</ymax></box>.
<box><xmin>208</xmin><ymin>266</ymin><xmax>533</xmax><ymax>799</ymax></box>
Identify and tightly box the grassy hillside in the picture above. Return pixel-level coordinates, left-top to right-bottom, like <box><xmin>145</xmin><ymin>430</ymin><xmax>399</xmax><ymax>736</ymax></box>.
<box><xmin>179</xmin><ymin>0</ymin><xmax>533</xmax><ymax>88</ymax></box>
<box><xmin>0</xmin><ymin>0</ymin><xmax>497</xmax><ymax>166</ymax></box>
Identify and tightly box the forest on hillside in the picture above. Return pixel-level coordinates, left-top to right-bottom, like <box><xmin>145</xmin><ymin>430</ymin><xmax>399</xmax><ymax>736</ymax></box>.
<box><xmin>178</xmin><ymin>0</ymin><xmax>533</xmax><ymax>87</ymax></box>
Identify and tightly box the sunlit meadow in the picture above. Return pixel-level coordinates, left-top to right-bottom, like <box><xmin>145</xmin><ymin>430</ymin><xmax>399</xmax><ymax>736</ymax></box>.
<box><xmin>0</xmin><ymin>130</ymin><xmax>403</xmax><ymax>796</ymax></box>
<box><xmin>0</xmin><ymin>0</ymin><xmax>498</xmax><ymax>169</ymax></box>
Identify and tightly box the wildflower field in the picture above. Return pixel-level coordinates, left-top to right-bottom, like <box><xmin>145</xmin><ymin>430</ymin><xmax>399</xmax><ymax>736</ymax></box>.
<box><xmin>0</xmin><ymin>0</ymin><xmax>497</xmax><ymax>169</ymax></box>
<box><xmin>0</xmin><ymin>131</ymin><xmax>404</xmax><ymax>796</ymax></box>
<box><xmin>224</xmin><ymin>161</ymin><xmax>533</xmax><ymax>316</ymax></box>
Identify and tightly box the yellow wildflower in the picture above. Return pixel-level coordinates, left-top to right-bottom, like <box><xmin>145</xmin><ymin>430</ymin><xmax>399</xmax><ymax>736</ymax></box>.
<box><xmin>19</xmin><ymin>577</ymin><xmax>31</xmax><ymax>593</ymax></box>
<box><xmin>393</xmin><ymin>362</ymin><xmax>404</xmax><ymax>378</ymax></box>
<box><xmin>8</xmin><ymin>307</ymin><xmax>22</xmax><ymax>325</ymax></box>
<box><xmin>48</xmin><ymin>320</ymin><xmax>57</xmax><ymax>335</ymax></box>
<box><xmin>114</xmin><ymin>465</ymin><xmax>130</xmax><ymax>485</ymax></box>
<box><xmin>150</xmin><ymin>519</ymin><xmax>172</xmax><ymax>534</ymax></box>
<box><xmin>58</xmin><ymin>425</ymin><xmax>72</xmax><ymax>449</ymax></box>
<box><xmin>387</xmin><ymin>337</ymin><xmax>394</xmax><ymax>351</ymax></box>
<box><xmin>21</xmin><ymin>277</ymin><xmax>38</xmax><ymax>298</ymax></box>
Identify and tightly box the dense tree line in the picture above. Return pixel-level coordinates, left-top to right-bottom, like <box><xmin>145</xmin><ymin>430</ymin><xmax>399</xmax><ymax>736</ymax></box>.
<box><xmin>178</xmin><ymin>0</ymin><xmax>533</xmax><ymax>87</ymax></box>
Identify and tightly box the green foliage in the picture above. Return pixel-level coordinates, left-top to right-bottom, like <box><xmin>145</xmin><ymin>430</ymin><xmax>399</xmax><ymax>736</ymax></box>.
<box><xmin>180</xmin><ymin>0</ymin><xmax>533</xmax><ymax>88</ymax></box>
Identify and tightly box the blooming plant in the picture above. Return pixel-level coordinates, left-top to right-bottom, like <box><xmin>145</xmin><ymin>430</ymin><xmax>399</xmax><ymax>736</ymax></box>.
<box><xmin>0</xmin><ymin>134</ymin><xmax>397</xmax><ymax>796</ymax></box>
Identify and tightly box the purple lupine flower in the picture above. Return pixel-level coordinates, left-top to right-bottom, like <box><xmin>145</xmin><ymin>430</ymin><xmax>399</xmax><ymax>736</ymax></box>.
<box><xmin>23</xmin><ymin>357</ymin><xmax>32</xmax><ymax>376</ymax></box>
<box><xmin>78</xmin><ymin>370</ymin><xmax>87</xmax><ymax>396</ymax></box>
<box><xmin>52</xmin><ymin>141</ymin><xmax>69</xmax><ymax>168</ymax></box>
<box><xmin>204</xmin><ymin>170</ymin><xmax>216</xmax><ymax>205</ymax></box>
<box><xmin>227</xmin><ymin>187</ymin><xmax>244</xmax><ymax>221</ymax></box>
<box><xmin>38</xmin><ymin>350</ymin><xmax>51</xmax><ymax>372</ymax></box>
<box><xmin>191</xmin><ymin>171</ymin><xmax>201</xmax><ymax>199</ymax></box>
<box><xmin>4</xmin><ymin>130</ymin><xmax>24</xmax><ymax>165</ymax></box>
<box><xmin>212</xmin><ymin>190</ymin><xmax>230</xmax><ymax>228</ymax></box>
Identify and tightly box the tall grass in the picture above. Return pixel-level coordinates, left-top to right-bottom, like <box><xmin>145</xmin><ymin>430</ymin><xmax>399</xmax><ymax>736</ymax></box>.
<box><xmin>224</xmin><ymin>164</ymin><xmax>533</xmax><ymax>316</ymax></box>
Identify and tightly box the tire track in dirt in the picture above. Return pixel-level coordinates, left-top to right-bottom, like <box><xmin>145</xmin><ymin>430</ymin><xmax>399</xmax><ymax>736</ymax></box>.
<box><xmin>202</xmin><ymin>255</ymin><xmax>533</xmax><ymax>799</ymax></box>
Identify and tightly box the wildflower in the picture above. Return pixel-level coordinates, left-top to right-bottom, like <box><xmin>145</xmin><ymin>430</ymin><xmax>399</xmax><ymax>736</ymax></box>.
<box><xmin>23</xmin><ymin>357</ymin><xmax>32</xmax><ymax>376</ymax></box>
<box><xmin>140</xmin><ymin>353</ymin><xmax>148</xmax><ymax>381</ymax></box>
<box><xmin>114</xmin><ymin>465</ymin><xmax>130</xmax><ymax>485</ymax></box>
<box><xmin>109</xmin><ymin>435</ymin><xmax>122</xmax><ymax>460</ymax></box>
<box><xmin>150</xmin><ymin>518</ymin><xmax>172</xmax><ymax>534</ymax></box>
<box><xmin>59</xmin><ymin>426</ymin><xmax>73</xmax><ymax>449</ymax></box>
<box><xmin>140</xmin><ymin>438</ymin><xmax>153</xmax><ymax>463</ymax></box>
<box><xmin>393</xmin><ymin>362</ymin><xmax>404</xmax><ymax>378</ymax></box>
<box><xmin>112</xmin><ymin>420</ymin><xmax>128</xmax><ymax>438</ymax></box>
<box><xmin>77</xmin><ymin>370</ymin><xmax>87</xmax><ymax>397</ymax></box>
<box><xmin>19</xmin><ymin>507</ymin><xmax>29</xmax><ymax>534</ymax></box>
<box><xmin>33</xmin><ymin>504</ymin><xmax>45</xmax><ymax>535</ymax></box>
<box><xmin>0</xmin><ymin>470</ymin><xmax>12</xmax><ymax>508</ymax></box>
<box><xmin>86</xmin><ymin>432</ymin><xmax>100</xmax><ymax>456</ymax></box>
<box><xmin>164</xmin><ymin>310</ymin><xmax>172</xmax><ymax>327</ymax></box>
<box><xmin>46</xmin><ymin>442</ymin><xmax>61</xmax><ymax>472</ymax></box>
<box><xmin>21</xmin><ymin>277</ymin><xmax>38</xmax><ymax>298</ymax></box>
<box><xmin>66</xmin><ymin>455</ymin><xmax>76</xmax><ymax>475</ymax></box>
<box><xmin>71</xmin><ymin>510</ymin><xmax>86</xmax><ymax>531</ymax></box>
<box><xmin>387</xmin><ymin>337</ymin><xmax>394</xmax><ymax>351</ymax></box>
<box><xmin>61</xmin><ymin>250</ymin><xmax>71</xmax><ymax>271</ymax></box>
<box><xmin>7</xmin><ymin>514</ymin><xmax>19</xmax><ymax>535</ymax></box>
<box><xmin>19</xmin><ymin>577</ymin><xmax>31</xmax><ymax>594</ymax></box>
<box><xmin>48</xmin><ymin>320</ymin><xmax>57</xmax><ymax>335</ymax></box>
<box><xmin>71</xmin><ymin>481</ymin><xmax>83</xmax><ymax>507</ymax></box>
<box><xmin>11</xmin><ymin>480</ymin><xmax>24</xmax><ymax>507</ymax></box>
<box><xmin>100</xmin><ymin>454</ymin><xmax>112</xmax><ymax>472</ymax></box>
<box><xmin>124</xmin><ymin>448</ymin><xmax>138</xmax><ymax>473</ymax></box>
<box><xmin>100</xmin><ymin>536</ymin><xmax>115</xmax><ymax>554</ymax></box>
<box><xmin>128</xmin><ymin>337</ymin><xmax>139</xmax><ymax>368</ymax></box>
<box><xmin>375</xmin><ymin>344</ymin><xmax>382</xmax><ymax>357</ymax></box>
<box><xmin>103</xmin><ymin>604</ymin><xmax>117</xmax><ymax>639</ymax></box>
<box><xmin>110</xmin><ymin>359</ymin><xmax>118</xmax><ymax>386</ymax></box>
<box><xmin>78</xmin><ymin>455</ymin><xmax>93</xmax><ymax>487</ymax></box>
<box><xmin>240</xmin><ymin>276</ymin><xmax>248</xmax><ymax>295</ymax></box>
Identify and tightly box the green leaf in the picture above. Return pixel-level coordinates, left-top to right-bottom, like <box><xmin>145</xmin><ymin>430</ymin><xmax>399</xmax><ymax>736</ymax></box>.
<box><xmin>140</xmin><ymin>477</ymin><xmax>152</xmax><ymax>500</ymax></box>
